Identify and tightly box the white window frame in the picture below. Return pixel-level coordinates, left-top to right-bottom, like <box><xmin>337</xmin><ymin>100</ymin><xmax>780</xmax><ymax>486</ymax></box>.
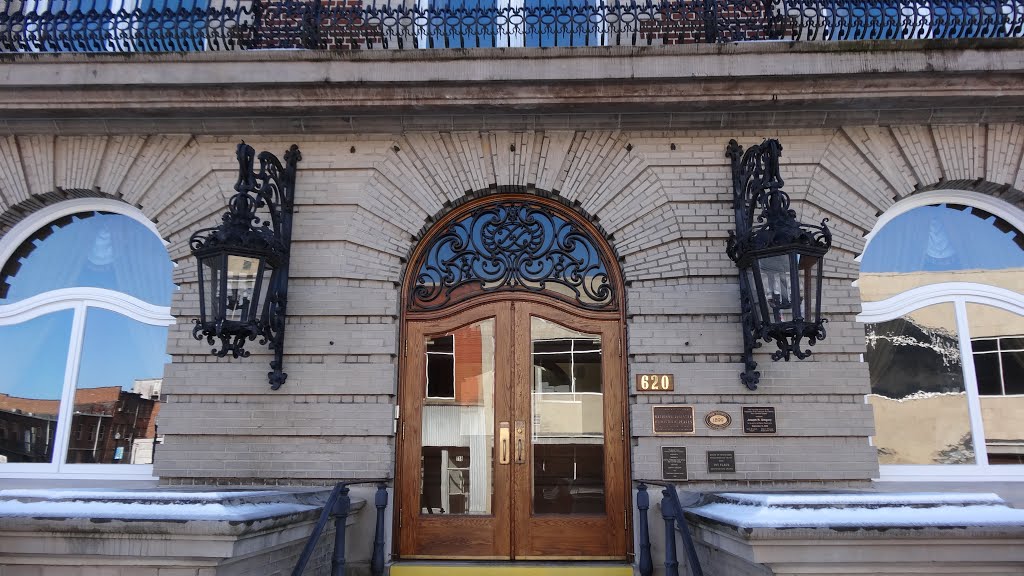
<box><xmin>857</xmin><ymin>190</ymin><xmax>1024</xmax><ymax>482</ymax></box>
<box><xmin>0</xmin><ymin>199</ymin><xmax>174</xmax><ymax>481</ymax></box>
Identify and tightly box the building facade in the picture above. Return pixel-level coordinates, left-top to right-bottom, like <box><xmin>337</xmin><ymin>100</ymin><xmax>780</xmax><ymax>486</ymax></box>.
<box><xmin>0</xmin><ymin>5</ymin><xmax>1023</xmax><ymax>573</ymax></box>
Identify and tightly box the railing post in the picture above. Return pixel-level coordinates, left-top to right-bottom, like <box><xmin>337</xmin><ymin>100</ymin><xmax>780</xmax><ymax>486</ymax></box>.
<box><xmin>661</xmin><ymin>487</ymin><xmax>680</xmax><ymax>576</ymax></box>
<box><xmin>332</xmin><ymin>485</ymin><xmax>351</xmax><ymax>576</ymax></box>
<box><xmin>370</xmin><ymin>483</ymin><xmax>388</xmax><ymax>576</ymax></box>
<box><xmin>637</xmin><ymin>484</ymin><xmax>654</xmax><ymax>576</ymax></box>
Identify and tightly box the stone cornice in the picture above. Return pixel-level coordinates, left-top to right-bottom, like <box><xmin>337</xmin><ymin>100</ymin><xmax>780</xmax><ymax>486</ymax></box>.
<box><xmin>0</xmin><ymin>40</ymin><xmax>1023</xmax><ymax>133</ymax></box>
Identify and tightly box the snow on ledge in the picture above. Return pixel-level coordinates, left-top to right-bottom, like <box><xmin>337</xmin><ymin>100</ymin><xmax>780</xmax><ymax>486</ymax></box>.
<box><xmin>0</xmin><ymin>489</ymin><xmax>323</xmax><ymax>522</ymax></box>
<box><xmin>0</xmin><ymin>499</ymin><xmax>318</xmax><ymax>521</ymax></box>
<box><xmin>0</xmin><ymin>489</ymin><xmax>279</xmax><ymax>502</ymax></box>
<box><xmin>716</xmin><ymin>492</ymin><xmax>1006</xmax><ymax>507</ymax></box>
<box><xmin>689</xmin><ymin>502</ymin><xmax>1024</xmax><ymax>529</ymax></box>
<box><xmin>688</xmin><ymin>492</ymin><xmax>1024</xmax><ymax>529</ymax></box>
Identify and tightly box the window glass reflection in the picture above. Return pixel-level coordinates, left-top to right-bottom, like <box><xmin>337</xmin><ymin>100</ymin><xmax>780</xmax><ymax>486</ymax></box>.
<box><xmin>65</xmin><ymin>308</ymin><xmax>167</xmax><ymax>464</ymax></box>
<box><xmin>968</xmin><ymin>303</ymin><xmax>1024</xmax><ymax>465</ymax></box>
<box><xmin>420</xmin><ymin>319</ymin><xmax>494</xmax><ymax>515</ymax></box>
<box><xmin>865</xmin><ymin>302</ymin><xmax>976</xmax><ymax>464</ymax></box>
<box><xmin>0</xmin><ymin>310</ymin><xmax>74</xmax><ymax>464</ymax></box>
<box><xmin>860</xmin><ymin>204</ymin><xmax>1024</xmax><ymax>303</ymax></box>
<box><xmin>531</xmin><ymin>317</ymin><xmax>604</xmax><ymax>514</ymax></box>
<box><xmin>0</xmin><ymin>212</ymin><xmax>174</xmax><ymax>306</ymax></box>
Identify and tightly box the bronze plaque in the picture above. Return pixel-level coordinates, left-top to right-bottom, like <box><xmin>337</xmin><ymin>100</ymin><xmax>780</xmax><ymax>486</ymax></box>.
<box><xmin>742</xmin><ymin>406</ymin><xmax>777</xmax><ymax>434</ymax></box>
<box><xmin>707</xmin><ymin>450</ymin><xmax>736</xmax><ymax>473</ymax></box>
<box><xmin>704</xmin><ymin>410</ymin><xmax>732</xmax><ymax>431</ymax></box>
<box><xmin>662</xmin><ymin>447</ymin><xmax>688</xmax><ymax>481</ymax></box>
<box><xmin>636</xmin><ymin>373</ymin><xmax>675</xmax><ymax>392</ymax></box>
<box><xmin>652</xmin><ymin>405</ymin><xmax>695</xmax><ymax>435</ymax></box>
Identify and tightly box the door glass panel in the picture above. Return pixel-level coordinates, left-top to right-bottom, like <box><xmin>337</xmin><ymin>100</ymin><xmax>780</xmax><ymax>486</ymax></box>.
<box><xmin>967</xmin><ymin>303</ymin><xmax>1024</xmax><ymax>465</ymax></box>
<box><xmin>420</xmin><ymin>318</ymin><xmax>495</xmax><ymax>515</ymax></box>
<box><xmin>531</xmin><ymin>317</ymin><xmax>605</xmax><ymax>514</ymax></box>
<box><xmin>865</xmin><ymin>302</ymin><xmax>976</xmax><ymax>464</ymax></box>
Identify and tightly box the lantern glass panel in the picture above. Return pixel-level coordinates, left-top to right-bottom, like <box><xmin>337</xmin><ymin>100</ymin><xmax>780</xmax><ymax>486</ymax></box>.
<box><xmin>225</xmin><ymin>254</ymin><xmax>262</xmax><ymax>323</ymax></box>
<box><xmin>757</xmin><ymin>254</ymin><xmax>794</xmax><ymax>324</ymax></box>
<box><xmin>253</xmin><ymin>260</ymin><xmax>275</xmax><ymax>324</ymax></box>
<box><xmin>200</xmin><ymin>255</ymin><xmax>225</xmax><ymax>324</ymax></box>
<box><xmin>798</xmin><ymin>253</ymin><xmax>821</xmax><ymax>322</ymax></box>
<box><xmin>744</xmin><ymin>267</ymin><xmax>762</xmax><ymax>328</ymax></box>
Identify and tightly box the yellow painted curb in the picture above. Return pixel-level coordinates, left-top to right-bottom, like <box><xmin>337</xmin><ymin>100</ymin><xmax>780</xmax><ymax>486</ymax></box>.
<box><xmin>391</xmin><ymin>564</ymin><xmax>634</xmax><ymax>576</ymax></box>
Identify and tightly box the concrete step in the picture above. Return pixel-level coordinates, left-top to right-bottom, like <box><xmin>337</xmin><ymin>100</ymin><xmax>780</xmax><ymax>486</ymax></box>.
<box><xmin>390</xmin><ymin>561</ymin><xmax>635</xmax><ymax>576</ymax></box>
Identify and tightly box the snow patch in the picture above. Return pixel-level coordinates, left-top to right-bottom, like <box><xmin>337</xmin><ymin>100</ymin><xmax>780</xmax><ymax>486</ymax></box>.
<box><xmin>690</xmin><ymin>502</ymin><xmax>1024</xmax><ymax>529</ymax></box>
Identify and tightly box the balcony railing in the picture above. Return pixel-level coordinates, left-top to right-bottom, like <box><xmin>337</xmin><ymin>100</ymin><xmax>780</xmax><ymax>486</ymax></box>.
<box><xmin>0</xmin><ymin>0</ymin><xmax>1021</xmax><ymax>53</ymax></box>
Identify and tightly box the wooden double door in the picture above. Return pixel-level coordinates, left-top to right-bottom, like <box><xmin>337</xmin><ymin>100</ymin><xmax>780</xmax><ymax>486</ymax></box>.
<box><xmin>397</xmin><ymin>299</ymin><xmax>629</xmax><ymax>559</ymax></box>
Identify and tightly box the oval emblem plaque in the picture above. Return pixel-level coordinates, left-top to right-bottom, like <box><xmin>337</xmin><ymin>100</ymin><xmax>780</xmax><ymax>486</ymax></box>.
<box><xmin>705</xmin><ymin>410</ymin><xmax>732</xmax><ymax>431</ymax></box>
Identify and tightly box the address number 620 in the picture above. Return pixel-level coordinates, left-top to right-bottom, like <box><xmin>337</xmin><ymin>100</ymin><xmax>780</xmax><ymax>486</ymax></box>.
<box><xmin>636</xmin><ymin>374</ymin><xmax>674</xmax><ymax>392</ymax></box>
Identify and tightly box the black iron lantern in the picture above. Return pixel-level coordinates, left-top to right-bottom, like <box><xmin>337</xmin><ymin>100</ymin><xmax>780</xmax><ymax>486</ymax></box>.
<box><xmin>190</xmin><ymin>142</ymin><xmax>300</xmax><ymax>389</ymax></box>
<box><xmin>726</xmin><ymin>139</ymin><xmax>831</xmax><ymax>390</ymax></box>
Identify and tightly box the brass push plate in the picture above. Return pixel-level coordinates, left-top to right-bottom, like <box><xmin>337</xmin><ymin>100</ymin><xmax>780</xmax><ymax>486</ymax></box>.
<box><xmin>499</xmin><ymin>422</ymin><xmax>510</xmax><ymax>464</ymax></box>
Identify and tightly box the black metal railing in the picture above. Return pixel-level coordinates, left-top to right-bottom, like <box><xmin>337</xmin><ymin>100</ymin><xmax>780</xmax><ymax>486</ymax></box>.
<box><xmin>636</xmin><ymin>480</ymin><xmax>704</xmax><ymax>576</ymax></box>
<box><xmin>0</xmin><ymin>0</ymin><xmax>1021</xmax><ymax>53</ymax></box>
<box><xmin>292</xmin><ymin>479</ymin><xmax>390</xmax><ymax>576</ymax></box>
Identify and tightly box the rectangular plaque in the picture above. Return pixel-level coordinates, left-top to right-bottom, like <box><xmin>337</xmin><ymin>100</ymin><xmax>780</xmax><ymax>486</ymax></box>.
<box><xmin>635</xmin><ymin>374</ymin><xmax>675</xmax><ymax>392</ymax></box>
<box><xmin>652</xmin><ymin>405</ymin><xmax>695</xmax><ymax>435</ymax></box>
<box><xmin>662</xmin><ymin>447</ymin><xmax>687</xmax><ymax>481</ymax></box>
<box><xmin>707</xmin><ymin>450</ymin><xmax>736</xmax><ymax>473</ymax></box>
<box><xmin>742</xmin><ymin>406</ymin><xmax>777</xmax><ymax>434</ymax></box>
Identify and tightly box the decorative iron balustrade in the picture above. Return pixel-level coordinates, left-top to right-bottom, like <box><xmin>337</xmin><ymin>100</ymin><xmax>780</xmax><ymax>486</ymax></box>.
<box><xmin>0</xmin><ymin>0</ymin><xmax>1021</xmax><ymax>53</ymax></box>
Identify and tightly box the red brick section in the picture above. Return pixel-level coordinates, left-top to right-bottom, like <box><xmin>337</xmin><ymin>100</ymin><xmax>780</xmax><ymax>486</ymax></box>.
<box><xmin>454</xmin><ymin>322</ymin><xmax>484</xmax><ymax>406</ymax></box>
<box><xmin>637</xmin><ymin>0</ymin><xmax>784</xmax><ymax>44</ymax></box>
<box><xmin>0</xmin><ymin>386</ymin><xmax>160</xmax><ymax>464</ymax></box>
<box><xmin>252</xmin><ymin>0</ymin><xmax>384</xmax><ymax>50</ymax></box>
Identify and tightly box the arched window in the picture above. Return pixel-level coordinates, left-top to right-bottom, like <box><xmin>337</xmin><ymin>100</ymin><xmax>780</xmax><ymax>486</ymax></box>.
<box><xmin>0</xmin><ymin>199</ymin><xmax>174</xmax><ymax>480</ymax></box>
<box><xmin>858</xmin><ymin>191</ymin><xmax>1024</xmax><ymax>480</ymax></box>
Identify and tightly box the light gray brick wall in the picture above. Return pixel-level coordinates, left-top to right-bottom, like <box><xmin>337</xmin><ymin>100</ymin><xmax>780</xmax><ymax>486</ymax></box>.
<box><xmin>0</xmin><ymin>125</ymin><xmax>1022</xmax><ymax>486</ymax></box>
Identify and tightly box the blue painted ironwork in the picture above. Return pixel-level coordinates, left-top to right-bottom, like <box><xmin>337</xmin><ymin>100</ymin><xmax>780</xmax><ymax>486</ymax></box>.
<box><xmin>292</xmin><ymin>479</ymin><xmax>391</xmax><ymax>576</ymax></box>
<box><xmin>1</xmin><ymin>0</ymin><xmax>1021</xmax><ymax>53</ymax></box>
<box><xmin>410</xmin><ymin>200</ymin><xmax>616</xmax><ymax>312</ymax></box>
<box><xmin>635</xmin><ymin>480</ymin><xmax>704</xmax><ymax>576</ymax></box>
<box><xmin>636</xmin><ymin>484</ymin><xmax>654</xmax><ymax>576</ymax></box>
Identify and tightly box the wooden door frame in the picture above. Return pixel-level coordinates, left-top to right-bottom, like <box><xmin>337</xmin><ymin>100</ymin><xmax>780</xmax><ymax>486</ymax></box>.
<box><xmin>394</xmin><ymin>193</ymin><xmax>631</xmax><ymax>560</ymax></box>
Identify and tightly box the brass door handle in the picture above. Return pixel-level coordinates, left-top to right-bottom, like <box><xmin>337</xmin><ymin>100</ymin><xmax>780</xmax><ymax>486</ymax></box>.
<box><xmin>514</xmin><ymin>421</ymin><xmax>527</xmax><ymax>463</ymax></box>
<box><xmin>499</xmin><ymin>422</ymin><xmax>510</xmax><ymax>465</ymax></box>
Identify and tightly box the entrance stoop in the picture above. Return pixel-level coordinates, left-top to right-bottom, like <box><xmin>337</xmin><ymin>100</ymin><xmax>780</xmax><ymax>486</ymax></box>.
<box><xmin>389</xmin><ymin>561</ymin><xmax>635</xmax><ymax>576</ymax></box>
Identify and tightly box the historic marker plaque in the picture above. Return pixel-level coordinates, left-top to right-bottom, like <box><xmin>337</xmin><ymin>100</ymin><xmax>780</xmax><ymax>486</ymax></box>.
<box><xmin>636</xmin><ymin>374</ymin><xmax>675</xmax><ymax>392</ymax></box>
<box><xmin>662</xmin><ymin>447</ymin><xmax>688</xmax><ymax>481</ymax></box>
<box><xmin>652</xmin><ymin>405</ymin><xmax>695</xmax><ymax>435</ymax></box>
<box><xmin>704</xmin><ymin>410</ymin><xmax>733</xmax><ymax>431</ymax></box>
<box><xmin>707</xmin><ymin>450</ymin><xmax>736</xmax><ymax>473</ymax></box>
<box><xmin>742</xmin><ymin>406</ymin><xmax>777</xmax><ymax>434</ymax></box>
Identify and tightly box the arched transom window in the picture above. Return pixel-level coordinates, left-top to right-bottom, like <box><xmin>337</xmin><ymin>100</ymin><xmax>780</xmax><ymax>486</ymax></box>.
<box><xmin>0</xmin><ymin>199</ymin><xmax>174</xmax><ymax>479</ymax></box>
<box><xmin>859</xmin><ymin>191</ymin><xmax>1024</xmax><ymax>479</ymax></box>
<box><xmin>408</xmin><ymin>197</ymin><xmax>618</xmax><ymax>312</ymax></box>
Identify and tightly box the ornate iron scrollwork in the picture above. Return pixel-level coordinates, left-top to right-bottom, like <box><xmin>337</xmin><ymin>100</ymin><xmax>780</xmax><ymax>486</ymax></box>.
<box><xmin>726</xmin><ymin>139</ymin><xmax>831</xmax><ymax>390</ymax></box>
<box><xmin>189</xmin><ymin>142</ymin><xmax>300</xmax><ymax>389</ymax></box>
<box><xmin>410</xmin><ymin>200</ymin><xmax>616</xmax><ymax>311</ymax></box>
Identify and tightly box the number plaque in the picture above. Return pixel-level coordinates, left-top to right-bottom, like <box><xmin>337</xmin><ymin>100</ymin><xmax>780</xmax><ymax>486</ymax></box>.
<box><xmin>636</xmin><ymin>374</ymin><xmax>674</xmax><ymax>392</ymax></box>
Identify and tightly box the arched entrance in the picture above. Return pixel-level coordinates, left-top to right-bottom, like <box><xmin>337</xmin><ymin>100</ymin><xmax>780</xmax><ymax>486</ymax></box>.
<box><xmin>395</xmin><ymin>194</ymin><xmax>630</xmax><ymax>560</ymax></box>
